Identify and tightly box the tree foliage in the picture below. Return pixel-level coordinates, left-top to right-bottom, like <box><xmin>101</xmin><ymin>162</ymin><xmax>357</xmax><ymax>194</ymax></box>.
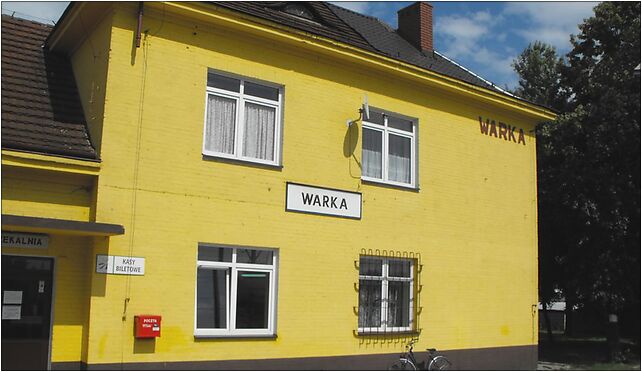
<box><xmin>512</xmin><ymin>41</ymin><xmax>567</xmax><ymax>111</ymax></box>
<box><xmin>514</xmin><ymin>2</ymin><xmax>640</xmax><ymax>338</ymax></box>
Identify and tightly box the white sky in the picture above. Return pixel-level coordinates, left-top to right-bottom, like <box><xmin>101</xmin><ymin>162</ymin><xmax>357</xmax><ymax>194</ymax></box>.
<box><xmin>2</xmin><ymin>1</ymin><xmax>69</xmax><ymax>24</ymax></box>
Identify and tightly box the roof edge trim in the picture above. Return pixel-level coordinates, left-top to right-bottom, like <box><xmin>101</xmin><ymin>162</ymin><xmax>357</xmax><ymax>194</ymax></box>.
<box><xmin>176</xmin><ymin>2</ymin><xmax>555</xmax><ymax>120</ymax></box>
<box><xmin>2</xmin><ymin>149</ymin><xmax>101</xmax><ymax>176</ymax></box>
<box><xmin>2</xmin><ymin>214</ymin><xmax>125</xmax><ymax>237</ymax></box>
<box><xmin>434</xmin><ymin>51</ymin><xmax>556</xmax><ymax>114</ymax></box>
<box><xmin>46</xmin><ymin>2</ymin><xmax>82</xmax><ymax>50</ymax></box>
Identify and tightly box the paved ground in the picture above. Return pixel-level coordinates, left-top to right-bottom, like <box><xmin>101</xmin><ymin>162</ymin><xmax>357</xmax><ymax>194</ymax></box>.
<box><xmin>537</xmin><ymin>361</ymin><xmax>571</xmax><ymax>370</ymax></box>
<box><xmin>538</xmin><ymin>333</ymin><xmax>640</xmax><ymax>370</ymax></box>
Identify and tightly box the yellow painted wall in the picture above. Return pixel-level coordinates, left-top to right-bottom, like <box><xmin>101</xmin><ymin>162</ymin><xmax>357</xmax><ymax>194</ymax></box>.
<box><xmin>68</xmin><ymin>2</ymin><xmax>541</xmax><ymax>365</ymax></box>
<box><xmin>1</xmin><ymin>235</ymin><xmax>93</xmax><ymax>363</ymax></box>
<box><xmin>2</xmin><ymin>166</ymin><xmax>94</xmax><ymax>221</ymax></box>
<box><xmin>69</xmin><ymin>10</ymin><xmax>113</xmax><ymax>156</ymax></box>
<box><xmin>1</xmin><ymin>164</ymin><xmax>95</xmax><ymax>362</ymax></box>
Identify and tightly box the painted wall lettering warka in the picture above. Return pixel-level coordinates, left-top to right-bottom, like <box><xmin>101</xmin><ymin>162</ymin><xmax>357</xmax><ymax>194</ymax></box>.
<box><xmin>479</xmin><ymin>117</ymin><xmax>526</xmax><ymax>145</ymax></box>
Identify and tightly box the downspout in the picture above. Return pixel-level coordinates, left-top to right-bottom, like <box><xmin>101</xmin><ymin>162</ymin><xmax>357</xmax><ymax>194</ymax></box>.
<box><xmin>135</xmin><ymin>2</ymin><xmax>143</xmax><ymax>48</ymax></box>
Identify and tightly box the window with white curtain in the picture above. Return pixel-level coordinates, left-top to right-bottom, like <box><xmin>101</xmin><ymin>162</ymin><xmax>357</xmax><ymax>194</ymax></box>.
<box><xmin>362</xmin><ymin>109</ymin><xmax>416</xmax><ymax>187</ymax></box>
<box><xmin>358</xmin><ymin>256</ymin><xmax>415</xmax><ymax>333</ymax></box>
<box><xmin>203</xmin><ymin>70</ymin><xmax>282</xmax><ymax>165</ymax></box>
<box><xmin>195</xmin><ymin>244</ymin><xmax>278</xmax><ymax>337</ymax></box>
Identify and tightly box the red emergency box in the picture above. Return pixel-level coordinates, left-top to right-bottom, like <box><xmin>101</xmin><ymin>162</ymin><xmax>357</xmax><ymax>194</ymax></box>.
<box><xmin>134</xmin><ymin>315</ymin><xmax>161</xmax><ymax>338</ymax></box>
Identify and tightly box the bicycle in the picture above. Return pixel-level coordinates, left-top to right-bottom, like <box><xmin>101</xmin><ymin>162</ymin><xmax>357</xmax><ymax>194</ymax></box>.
<box><xmin>388</xmin><ymin>338</ymin><xmax>452</xmax><ymax>371</ymax></box>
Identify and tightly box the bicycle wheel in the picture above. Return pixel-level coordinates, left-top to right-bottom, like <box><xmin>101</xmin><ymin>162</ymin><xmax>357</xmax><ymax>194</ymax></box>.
<box><xmin>428</xmin><ymin>355</ymin><xmax>451</xmax><ymax>371</ymax></box>
<box><xmin>388</xmin><ymin>360</ymin><xmax>417</xmax><ymax>370</ymax></box>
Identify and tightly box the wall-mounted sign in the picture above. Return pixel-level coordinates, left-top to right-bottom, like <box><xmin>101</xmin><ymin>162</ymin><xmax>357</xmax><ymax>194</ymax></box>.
<box><xmin>3</xmin><ymin>291</ymin><xmax>23</xmax><ymax>305</ymax></box>
<box><xmin>479</xmin><ymin>116</ymin><xmax>526</xmax><ymax>145</ymax></box>
<box><xmin>286</xmin><ymin>182</ymin><xmax>362</xmax><ymax>219</ymax></box>
<box><xmin>2</xmin><ymin>305</ymin><xmax>21</xmax><ymax>320</ymax></box>
<box><xmin>1</xmin><ymin>232</ymin><xmax>49</xmax><ymax>249</ymax></box>
<box><xmin>96</xmin><ymin>255</ymin><xmax>145</xmax><ymax>276</ymax></box>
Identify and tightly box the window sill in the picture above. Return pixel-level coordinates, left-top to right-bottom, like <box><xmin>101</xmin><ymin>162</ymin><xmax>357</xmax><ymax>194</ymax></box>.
<box><xmin>194</xmin><ymin>333</ymin><xmax>277</xmax><ymax>340</ymax></box>
<box><xmin>361</xmin><ymin>178</ymin><xmax>419</xmax><ymax>192</ymax></box>
<box><xmin>356</xmin><ymin>330</ymin><xmax>420</xmax><ymax>336</ymax></box>
<box><xmin>202</xmin><ymin>153</ymin><xmax>283</xmax><ymax>171</ymax></box>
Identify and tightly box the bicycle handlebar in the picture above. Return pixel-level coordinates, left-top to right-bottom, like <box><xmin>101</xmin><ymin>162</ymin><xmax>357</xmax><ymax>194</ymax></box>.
<box><xmin>406</xmin><ymin>338</ymin><xmax>419</xmax><ymax>350</ymax></box>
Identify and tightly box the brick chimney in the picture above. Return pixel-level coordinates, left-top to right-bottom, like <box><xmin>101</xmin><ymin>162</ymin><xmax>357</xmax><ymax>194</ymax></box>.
<box><xmin>397</xmin><ymin>2</ymin><xmax>433</xmax><ymax>52</ymax></box>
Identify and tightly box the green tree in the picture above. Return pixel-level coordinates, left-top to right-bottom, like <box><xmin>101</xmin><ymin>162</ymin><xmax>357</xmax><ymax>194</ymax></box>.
<box><xmin>512</xmin><ymin>41</ymin><xmax>567</xmax><ymax>343</ymax></box>
<box><xmin>515</xmin><ymin>2</ymin><xmax>640</xmax><ymax>360</ymax></box>
<box><xmin>511</xmin><ymin>41</ymin><xmax>567</xmax><ymax>111</ymax></box>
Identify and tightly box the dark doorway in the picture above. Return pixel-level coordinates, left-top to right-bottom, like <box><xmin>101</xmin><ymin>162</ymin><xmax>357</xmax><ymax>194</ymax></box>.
<box><xmin>2</xmin><ymin>255</ymin><xmax>54</xmax><ymax>370</ymax></box>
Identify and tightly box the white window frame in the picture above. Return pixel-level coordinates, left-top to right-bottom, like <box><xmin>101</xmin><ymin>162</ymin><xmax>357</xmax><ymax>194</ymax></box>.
<box><xmin>358</xmin><ymin>257</ymin><xmax>415</xmax><ymax>334</ymax></box>
<box><xmin>194</xmin><ymin>245</ymin><xmax>278</xmax><ymax>337</ymax></box>
<box><xmin>361</xmin><ymin>111</ymin><xmax>417</xmax><ymax>188</ymax></box>
<box><xmin>202</xmin><ymin>71</ymin><xmax>283</xmax><ymax>166</ymax></box>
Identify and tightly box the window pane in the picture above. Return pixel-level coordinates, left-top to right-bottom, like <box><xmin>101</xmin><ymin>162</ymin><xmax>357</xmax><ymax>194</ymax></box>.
<box><xmin>388</xmin><ymin>260</ymin><xmax>411</xmax><ymax>278</ymax></box>
<box><xmin>198</xmin><ymin>246</ymin><xmax>233</xmax><ymax>262</ymax></box>
<box><xmin>388</xmin><ymin>134</ymin><xmax>411</xmax><ymax>184</ymax></box>
<box><xmin>245</xmin><ymin>81</ymin><xmax>279</xmax><ymax>101</ymax></box>
<box><xmin>388</xmin><ymin>115</ymin><xmax>413</xmax><ymax>132</ymax></box>
<box><xmin>284</xmin><ymin>3</ymin><xmax>315</xmax><ymax>20</ymax></box>
<box><xmin>362</xmin><ymin>128</ymin><xmax>382</xmax><ymax>179</ymax></box>
<box><xmin>387</xmin><ymin>281</ymin><xmax>411</xmax><ymax>327</ymax></box>
<box><xmin>207</xmin><ymin>72</ymin><xmax>240</xmax><ymax>92</ymax></box>
<box><xmin>197</xmin><ymin>268</ymin><xmax>227</xmax><ymax>329</ymax></box>
<box><xmin>205</xmin><ymin>95</ymin><xmax>236</xmax><ymax>154</ymax></box>
<box><xmin>366</xmin><ymin>110</ymin><xmax>385</xmax><ymax>125</ymax></box>
<box><xmin>236</xmin><ymin>271</ymin><xmax>270</xmax><ymax>329</ymax></box>
<box><xmin>358</xmin><ymin>279</ymin><xmax>382</xmax><ymax>328</ymax></box>
<box><xmin>243</xmin><ymin>103</ymin><xmax>276</xmax><ymax>161</ymax></box>
<box><xmin>359</xmin><ymin>257</ymin><xmax>382</xmax><ymax>276</ymax></box>
<box><xmin>237</xmin><ymin>249</ymin><xmax>273</xmax><ymax>265</ymax></box>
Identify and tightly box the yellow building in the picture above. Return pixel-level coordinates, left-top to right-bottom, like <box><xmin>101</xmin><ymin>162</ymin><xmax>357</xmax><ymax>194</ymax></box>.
<box><xmin>1</xmin><ymin>2</ymin><xmax>554</xmax><ymax>370</ymax></box>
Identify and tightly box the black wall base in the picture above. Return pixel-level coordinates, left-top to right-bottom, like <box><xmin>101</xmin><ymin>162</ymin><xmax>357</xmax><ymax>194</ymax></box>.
<box><xmin>51</xmin><ymin>344</ymin><xmax>536</xmax><ymax>370</ymax></box>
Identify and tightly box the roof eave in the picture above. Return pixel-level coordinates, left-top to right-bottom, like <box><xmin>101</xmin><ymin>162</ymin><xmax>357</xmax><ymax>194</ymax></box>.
<box><xmin>44</xmin><ymin>2</ymin><xmax>77</xmax><ymax>50</ymax></box>
<box><xmin>194</xmin><ymin>2</ymin><xmax>555</xmax><ymax>120</ymax></box>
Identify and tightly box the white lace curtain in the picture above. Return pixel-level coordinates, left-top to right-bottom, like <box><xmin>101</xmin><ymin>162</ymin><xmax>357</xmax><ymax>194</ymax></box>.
<box><xmin>205</xmin><ymin>95</ymin><xmax>236</xmax><ymax>154</ymax></box>
<box><xmin>205</xmin><ymin>96</ymin><xmax>275</xmax><ymax>161</ymax></box>
<box><xmin>363</xmin><ymin>129</ymin><xmax>410</xmax><ymax>183</ymax></box>
<box><xmin>243</xmin><ymin>102</ymin><xmax>275</xmax><ymax>161</ymax></box>
<box><xmin>363</xmin><ymin>128</ymin><xmax>382</xmax><ymax>178</ymax></box>
<box><xmin>387</xmin><ymin>281</ymin><xmax>410</xmax><ymax>327</ymax></box>
<box><xmin>358</xmin><ymin>279</ymin><xmax>382</xmax><ymax>328</ymax></box>
<box><xmin>388</xmin><ymin>134</ymin><xmax>411</xmax><ymax>183</ymax></box>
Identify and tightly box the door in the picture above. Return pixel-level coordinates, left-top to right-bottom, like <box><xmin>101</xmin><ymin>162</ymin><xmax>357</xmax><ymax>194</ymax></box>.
<box><xmin>2</xmin><ymin>255</ymin><xmax>54</xmax><ymax>370</ymax></box>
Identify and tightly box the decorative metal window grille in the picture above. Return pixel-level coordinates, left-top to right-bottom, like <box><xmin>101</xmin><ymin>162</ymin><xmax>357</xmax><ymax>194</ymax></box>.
<box><xmin>355</xmin><ymin>250</ymin><xmax>422</xmax><ymax>336</ymax></box>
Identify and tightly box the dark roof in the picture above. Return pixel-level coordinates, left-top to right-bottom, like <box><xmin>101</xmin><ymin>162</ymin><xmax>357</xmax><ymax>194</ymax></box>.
<box><xmin>1</xmin><ymin>15</ymin><xmax>97</xmax><ymax>160</ymax></box>
<box><xmin>211</xmin><ymin>2</ymin><xmax>377</xmax><ymax>53</ymax></box>
<box><xmin>211</xmin><ymin>2</ymin><xmax>503</xmax><ymax>94</ymax></box>
<box><xmin>326</xmin><ymin>3</ymin><xmax>501</xmax><ymax>92</ymax></box>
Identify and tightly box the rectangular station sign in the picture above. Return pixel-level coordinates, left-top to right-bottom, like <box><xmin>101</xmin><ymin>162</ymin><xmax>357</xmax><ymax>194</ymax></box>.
<box><xmin>286</xmin><ymin>182</ymin><xmax>362</xmax><ymax>219</ymax></box>
<box><xmin>1</xmin><ymin>232</ymin><xmax>49</xmax><ymax>249</ymax></box>
<box><xmin>96</xmin><ymin>255</ymin><xmax>145</xmax><ymax>276</ymax></box>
